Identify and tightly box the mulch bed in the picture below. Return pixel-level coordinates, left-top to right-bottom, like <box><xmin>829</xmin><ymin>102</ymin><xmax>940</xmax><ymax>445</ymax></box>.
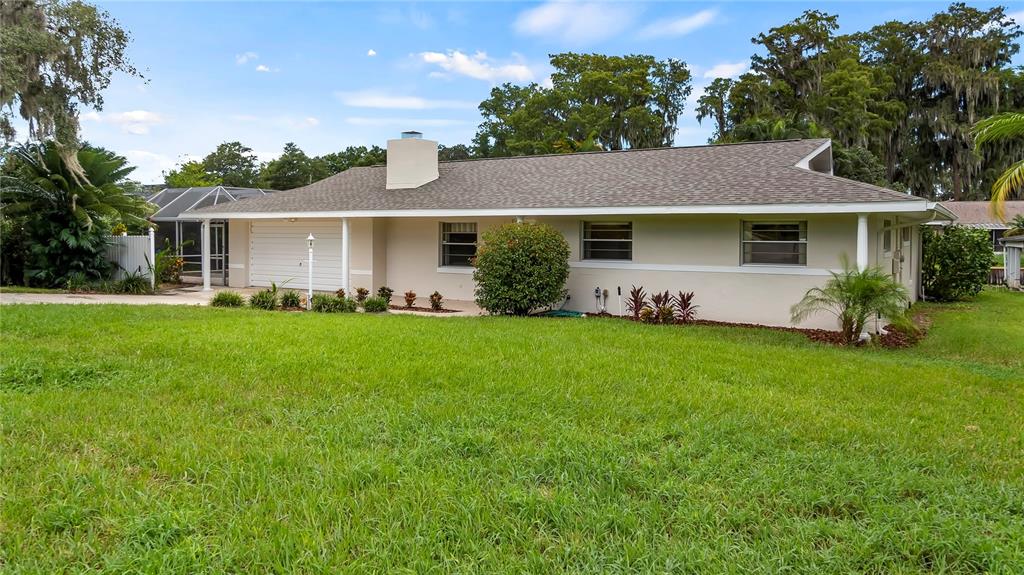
<box><xmin>587</xmin><ymin>313</ymin><xmax>926</xmax><ymax>349</ymax></box>
<box><xmin>389</xmin><ymin>305</ymin><xmax>460</xmax><ymax>314</ymax></box>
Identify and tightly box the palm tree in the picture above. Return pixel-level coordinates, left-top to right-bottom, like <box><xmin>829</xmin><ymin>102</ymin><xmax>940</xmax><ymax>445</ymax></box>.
<box><xmin>1</xmin><ymin>143</ymin><xmax>152</xmax><ymax>230</ymax></box>
<box><xmin>791</xmin><ymin>256</ymin><xmax>911</xmax><ymax>344</ymax></box>
<box><xmin>0</xmin><ymin>142</ymin><xmax>153</xmax><ymax>285</ymax></box>
<box><xmin>972</xmin><ymin>112</ymin><xmax>1024</xmax><ymax>221</ymax></box>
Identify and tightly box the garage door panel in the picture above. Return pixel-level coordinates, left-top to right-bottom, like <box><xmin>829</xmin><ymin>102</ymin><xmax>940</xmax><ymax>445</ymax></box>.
<box><xmin>250</xmin><ymin>221</ymin><xmax>345</xmax><ymax>291</ymax></box>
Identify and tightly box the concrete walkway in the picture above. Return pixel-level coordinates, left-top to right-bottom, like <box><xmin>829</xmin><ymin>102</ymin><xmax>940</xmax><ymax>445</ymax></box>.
<box><xmin>1</xmin><ymin>287</ymin><xmax>484</xmax><ymax>315</ymax></box>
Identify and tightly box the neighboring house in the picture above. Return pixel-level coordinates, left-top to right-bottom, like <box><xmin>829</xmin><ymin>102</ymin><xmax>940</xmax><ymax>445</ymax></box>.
<box><xmin>149</xmin><ymin>186</ymin><xmax>275</xmax><ymax>284</ymax></box>
<box><xmin>929</xmin><ymin>200</ymin><xmax>1024</xmax><ymax>253</ymax></box>
<box><xmin>184</xmin><ymin>133</ymin><xmax>953</xmax><ymax>329</ymax></box>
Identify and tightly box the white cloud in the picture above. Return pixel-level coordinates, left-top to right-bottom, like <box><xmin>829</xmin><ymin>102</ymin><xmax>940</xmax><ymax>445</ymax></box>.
<box><xmin>514</xmin><ymin>1</ymin><xmax>636</xmax><ymax>45</ymax></box>
<box><xmin>296</xmin><ymin>117</ymin><xmax>319</xmax><ymax>128</ymax></box>
<box><xmin>638</xmin><ymin>8</ymin><xmax>717</xmax><ymax>39</ymax></box>
<box><xmin>84</xmin><ymin>110</ymin><xmax>165</xmax><ymax>135</ymax></box>
<box><xmin>367</xmin><ymin>49</ymin><xmax>377</xmax><ymax>57</ymax></box>
<box><xmin>235</xmin><ymin>51</ymin><xmax>258</xmax><ymax>65</ymax></box>
<box><xmin>703</xmin><ymin>61</ymin><xmax>749</xmax><ymax>79</ymax></box>
<box><xmin>123</xmin><ymin>150</ymin><xmax>178</xmax><ymax>181</ymax></box>
<box><xmin>419</xmin><ymin>50</ymin><xmax>534</xmax><ymax>83</ymax></box>
<box><xmin>344</xmin><ymin>117</ymin><xmax>469</xmax><ymax>127</ymax></box>
<box><xmin>336</xmin><ymin>90</ymin><xmax>476</xmax><ymax>110</ymax></box>
<box><xmin>255</xmin><ymin>64</ymin><xmax>271</xmax><ymax>73</ymax></box>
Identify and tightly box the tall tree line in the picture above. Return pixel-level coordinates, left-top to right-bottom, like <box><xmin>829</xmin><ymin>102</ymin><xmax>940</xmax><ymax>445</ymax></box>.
<box><xmin>695</xmin><ymin>3</ymin><xmax>1024</xmax><ymax>200</ymax></box>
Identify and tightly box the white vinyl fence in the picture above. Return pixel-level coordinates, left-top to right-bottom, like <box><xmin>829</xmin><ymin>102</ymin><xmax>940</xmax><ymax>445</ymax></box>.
<box><xmin>105</xmin><ymin>229</ymin><xmax>156</xmax><ymax>288</ymax></box>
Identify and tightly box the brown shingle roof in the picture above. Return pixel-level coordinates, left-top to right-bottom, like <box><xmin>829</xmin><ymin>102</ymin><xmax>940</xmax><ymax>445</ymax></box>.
<box><xmin>937</xmin><ymin>201</ymin><xmax>1024</xmax><ymax>228</ymax></box>
<box><xmin>187</xmin><ymin>139</ymin><xmax>917</xmax><ymax>216</ymax></box>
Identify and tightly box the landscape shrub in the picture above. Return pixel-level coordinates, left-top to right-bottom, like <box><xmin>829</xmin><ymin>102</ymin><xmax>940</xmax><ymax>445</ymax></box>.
<box><xmin>210</xmin><ymin>291</ymin><xmax>244</xmax><ymax>307</ymax></box>
<box><xmin>363</xmin><ymin>296</ymin><xmax>388</xmax><ymax>313</ymax></box>
<box><xmin>335</xmin><ymin>288</ymin><xmax>346</xmax><ymax>299</ymax></box>
<box><xmin>116</xmin><ymin>270</ymin><xmax>151</xmax><ymax>294</ymax></box>
<box><xmin>311</xmin><ymin>293</ymin><xmax>341</xmax><ymax>312</ymax></box>
<box><xmin>792</xmin><ymin>256</ymin><xmax>911</xmax><ymax>344</ymax></box>
<box><xmin>376</xmin><ymin>286</ymin><xmax>394</xmax><ymax>304</ymax></box>
<box><xmin>248</xmin><ymin>288</ymin><xmax>278</xmax><ymax>310</ymax></box>
<box><xmin>280</xmin><ymin>290</ymin><xmax>301</xmax><ymax>308</ymax></box>
<box><xmin>626</xmin><ymin>286</ymin><xmax>647</xmax><ymax>320</ymax></box>
<box><xmin>151</xmin><ymin>239</ymin><xmax>187</xmax><ymax>284</ymax></box>
<box><xmin>473</xmin><ymin>222</ymin><xmax>570</xmax><ymax>315</ymax></box>
<box><xmin>404</xmin><ymin>290</ymin><xmax>416</xmax><ymax>308</ymax></box>
<box><xmin>922</xmin><ymin>225</ymin><xmax>992</xmax><ymax>301</ymax></box>
<box><xmin>674</xmin><ymin>291</ymin><xmax>699</xmax><ymax>323</ymax></box>
<box><xmin>64</xmin><ymin>272</ymin><xmax>89</xmax><ymax>293</ymax></box>
<box><xmin>354</xmin><ymin>287</ymin><xmax>369</xmax><ymax>303</ymax></box>
<box><xmin>429</xmin><ymin>291</ymin><xmax>444</xmax><ymax>311</ymax></box>
<box><xmin>111</xmin><ymin>223</ymin><xmax>128</xmax><ymax>235</ymax></box>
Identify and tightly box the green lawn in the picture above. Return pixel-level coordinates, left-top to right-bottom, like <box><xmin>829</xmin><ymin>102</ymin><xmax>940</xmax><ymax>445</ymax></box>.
<box><xmin>1</xmin><ymin>290</ymin><xmax>1022</xmax><ymax>573</ymax></box>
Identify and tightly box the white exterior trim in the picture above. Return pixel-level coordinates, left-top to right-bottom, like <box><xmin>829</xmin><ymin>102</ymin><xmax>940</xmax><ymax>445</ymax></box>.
<box><xmin>191</xmin><ymin>201</ymin><xmax>938</xmax><ymax>221</ymax></box>
<box><xmin>794</xmin><ymin>140</ymin><xmax>833</xmax><ymax>172</ymax></box>
<box><xmin>436</xmin><ymin>266</ymin><xmax>474</xmax><ymax>274</ymax></box>
<box><xmin>570</xmin><ymin>260</ymin><xmax>838</xmax><ymax>276</ymax></box>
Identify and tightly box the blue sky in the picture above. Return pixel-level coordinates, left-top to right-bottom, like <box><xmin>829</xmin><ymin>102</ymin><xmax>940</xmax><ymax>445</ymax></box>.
<box><xmin>84</xmin><ymin>1</ymin><xmax>1024</xmax><ymax>183</ymax></box>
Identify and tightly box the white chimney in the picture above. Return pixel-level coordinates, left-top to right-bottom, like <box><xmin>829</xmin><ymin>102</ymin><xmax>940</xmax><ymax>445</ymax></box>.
<box><xmin>386</xmin><ymin>131</ymin><xmax>439</xmax><ymax>189</ymax></box>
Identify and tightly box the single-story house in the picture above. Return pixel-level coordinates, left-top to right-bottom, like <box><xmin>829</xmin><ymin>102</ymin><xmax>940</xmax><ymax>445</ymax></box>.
<box><xmin>927</xmin><ymin>200</ymin><xmax>1024</xmax><ymax>253</ymax></box>
<box><xmin>148</xmin><ymin>186</ymin><xmax>275</xmax><ymax>284</ymax></box>
<box><xmin>184</xmin><ymin>133</ymin><xmax>954</xmax><ymax>329</ymax></box>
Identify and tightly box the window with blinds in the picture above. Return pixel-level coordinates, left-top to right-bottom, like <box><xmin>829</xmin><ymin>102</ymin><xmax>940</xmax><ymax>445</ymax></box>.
<box><xmin>440</xmin><ymin>222</ymin><xmax>477</xmax><ymax>267</ymax></box>
<box><xmin>582</xmin><ymin>222</ymin><xmax>633</xmax><ymax>260</ymax></box>
<box><xmin>741</xmin><ymin>221</ymin><xmax>807</xmax><ymax>265</ymax></box>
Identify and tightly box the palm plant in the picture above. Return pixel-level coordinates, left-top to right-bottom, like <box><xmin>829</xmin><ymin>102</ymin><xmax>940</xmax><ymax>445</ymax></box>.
<box><xmin>972</xmin><ymin>112</ymin><xmax>1024</xmax><ymax>221</ymax></box>
<box><xmin>1005</xmin><ymin>214</ymin><xmax>1024</xmax><ymax>237</ymax></box>
<box><xmin>791</xmin><ymin>256</ymin><xmax>911</xmax><ymax>344</ymax></box>
<box><xmin>0</xmin><ymin>142</ymin><xmax>152</xmax><ymax>285</ymax></box>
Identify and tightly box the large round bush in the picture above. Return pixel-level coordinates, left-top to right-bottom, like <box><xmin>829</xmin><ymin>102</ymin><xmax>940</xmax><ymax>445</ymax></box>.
<box><xmin>473</xmin><ymin>222</ymin><xmax>570</xmax><ymax>315</ymax></box>
<box><xmin>922</xmin><ymin>225</ymin><xmax>992</xmax><ymax>301</ymax></box>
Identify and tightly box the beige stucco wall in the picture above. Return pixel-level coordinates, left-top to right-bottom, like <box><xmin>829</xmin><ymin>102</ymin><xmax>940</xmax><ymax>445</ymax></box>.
<box><xmin>230</xmin><ymin>212</ymin><xmax>923</xmax><ymax>330</ymax></box>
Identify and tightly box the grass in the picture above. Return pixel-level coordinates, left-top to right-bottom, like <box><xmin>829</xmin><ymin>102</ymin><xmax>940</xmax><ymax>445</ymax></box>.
<box><xmin>1</xmin><ymin>290</ymin><xmax>1022</xmax><ymax>573</ymax></box>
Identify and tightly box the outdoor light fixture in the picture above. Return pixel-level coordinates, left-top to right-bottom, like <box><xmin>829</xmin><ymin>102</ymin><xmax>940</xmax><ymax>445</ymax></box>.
<box><xmin>306</xmin><ymin>234</ymin><xmax>315</xmax><ymax>310</ymax></box>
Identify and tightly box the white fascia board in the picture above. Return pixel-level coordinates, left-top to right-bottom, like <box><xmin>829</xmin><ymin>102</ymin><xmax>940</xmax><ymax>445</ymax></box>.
<box><xmin>926</xmin><ymin>202</ymin><xmax>957</xmax><ymax>221</ymax></box>
<box><xmin>186</xmin><ymin>200</ymin><xmax>935</xmax><ymax>220</ymax></box>
<box><xmin>795</xmin><ymin>140</ymin><xmax>832</xmax><ymax>171</ymax></box>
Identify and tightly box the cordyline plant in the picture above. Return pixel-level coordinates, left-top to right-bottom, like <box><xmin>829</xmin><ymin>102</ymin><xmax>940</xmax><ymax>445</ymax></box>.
<box><xmin>791</xmin><ymin>256</ymin><xmax>911</xmax><ymax>344</ymax></box>
<box><xmin>674</xmin><ymin>291</ymin><xmax>698</xmax><ymax>323</ymax></box>
<box><xmin>626</xmin><ymin>286</ymin><xmax>647</xmax><ymax>320</ymax></box>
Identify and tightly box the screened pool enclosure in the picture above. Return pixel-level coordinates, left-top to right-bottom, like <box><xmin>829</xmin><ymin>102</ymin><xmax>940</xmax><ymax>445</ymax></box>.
<box><xmin>148</xmin><ymin>186</ymin><xmax>274</xmax><ymax>285</ymax></box>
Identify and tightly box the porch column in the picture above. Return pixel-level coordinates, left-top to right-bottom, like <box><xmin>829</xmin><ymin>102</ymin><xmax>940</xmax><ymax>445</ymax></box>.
<box><xmin>201</xmin><ymin>219</ymin><xmax>212</xmax><ymax>291</ymax></box>
<box><xmin>341</xmin><ymin>217</ymin><xmax>351</xmax><ymax>293</ymax></box>
<box><xmin>856</xmin><ymin>213</ymin><xmax>869</xmax><ymax>271</ymax></box>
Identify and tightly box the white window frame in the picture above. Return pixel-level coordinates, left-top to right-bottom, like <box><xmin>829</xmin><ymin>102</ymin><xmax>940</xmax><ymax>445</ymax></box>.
<box><xmin>581</xmin><ymin>221</ymin><xmax>633</xmax><ymax>261</ymax></box>
<box><xmin>439</xmin><ymin>222</ymin><xmax>477</xmax><ymax>268</ymax></box>
<box><xmin>740</xmin><ymin>220</ymin><xmax>808</xmax><ymax>266</ymax></box>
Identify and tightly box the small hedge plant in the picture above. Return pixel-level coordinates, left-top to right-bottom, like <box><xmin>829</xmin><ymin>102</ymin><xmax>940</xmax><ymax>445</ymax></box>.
<box><xmin>210</xmin><ymin>290</ymin><xmax>245</xmax><ymax>307</ymax></box>
<box><xmin>248</xmin><ymin>288</ymin><xmax>278</xmax><ymax>310</ymax></box>
<box><xmin>354</xmin><ymin>287</ymin><xmax>369</xmax><ymax>303</ymax></box>
<box><xmin>280</xmin><ymin>290</ymin><xmax>301</xmax><ymax>308</ymax></box>
<box><xmin>922</xmin><ymin>225</ymin><xmax>992</xmax><ymax>301</ymax></box>
<box><xmin>377</xmin><ymin>286</ymin><xmax>394</xmax><ymax>304</ymax></box>
<box><xmin>473</xmin><ymin>222</ymin><xmax>570</xmax><ymax>315</ymax></box>
<box><xmin>311</xmin><ymin>294</ymin><xmax>357</xmax><ymax>313</ymax></box>
<box><xmin>363</xmin><ymin>296</ymin><xmax>388</xmax><ymax>313</ymax></box>
<box><xmin>404</xmin><ymin>290</ymin><xmax>416</xmax><ymax>308</ymax></box>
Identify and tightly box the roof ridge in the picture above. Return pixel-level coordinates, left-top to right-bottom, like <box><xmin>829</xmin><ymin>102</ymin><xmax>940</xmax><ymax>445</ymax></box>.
<box><xmin>433</xmin><ymin>138</ymin><xmax>828</xmax><ymax>165</ymax></box>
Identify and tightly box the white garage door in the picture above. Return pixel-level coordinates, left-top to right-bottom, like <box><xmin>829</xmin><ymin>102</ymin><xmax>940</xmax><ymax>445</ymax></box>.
<box><xmin>250</xmin><ymin>220</ymin><xmax>343</xmax><ymax>291</ymax></box>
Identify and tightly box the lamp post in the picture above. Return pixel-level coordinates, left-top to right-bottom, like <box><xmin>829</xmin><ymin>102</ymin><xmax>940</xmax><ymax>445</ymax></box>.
<box><xmin>307</xmin><ymin>233</ymin><xmax>315</xmax><ymax>310</ymax></box>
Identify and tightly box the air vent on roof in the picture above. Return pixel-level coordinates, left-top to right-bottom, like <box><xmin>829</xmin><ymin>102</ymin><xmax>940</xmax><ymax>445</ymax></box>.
<box><xmin>401</xmin><ymin>130</ymin><xmax>423</xmax><ymax>140</ymax></box>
